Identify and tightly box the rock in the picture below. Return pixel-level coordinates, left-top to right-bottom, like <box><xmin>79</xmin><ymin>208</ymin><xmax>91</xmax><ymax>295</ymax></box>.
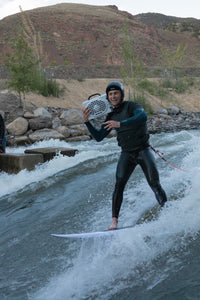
<box><xmin>68</xmin><ymin>124</ymin><xmax>88</xmax><ymax>136</ymax></box>
<box><xmin>66</xmin><ymin>135</ymin><xmax>91</xmax><ymax>142</ymax></box>
<box><xmin>24</xmin><ymin>111</ymin><xmax>35</xmax><ymax>119</ymax></box>
<box><xmin>29</xmin><ymin>116</ymin><xmax>52</xmax><ymax>130</ymax></box>
<box><xmin>7</xmin><ymin>135</ymin><xmax>31</xmax><ymax>146</ymax></box>
<box><xmin>156</xmin><ymin>109</ymin><xmax>168</xmax><ymax>115</ymax></box>
<box><xmin>60</xmin><ymin>109</ymin><xmax>83</xmax><ymax>125</ymax></box>
<box><xmin>52</xmin><ymin>116</ymin><xmax>61</xmax><ymax>129</ymax></box>
<box><xmin>28</xmin><ymin>128</ymin><xmax>65</xmax><ymax>142</ymax></box>
<box><xmin>33</xmin><ymin>107</ymin><xmax>52</xmax><ymax>118</ymax></box>
<box><xmin>159</xmin><ymin>114</ymin><xmax>172</xmax><ymax>119</ymax></box>
<box><xmin>6</xmin><ymin>117</ymin><xmax>28</xmax><ymax>136</ymax></box>
<box><xmin>169</xmin><ymin>106</ymin><xmax>181</xmax><ymax>115</ymax></box>
<box><xmin>56</xmin><ymin>126</ymin><xmax>70</xmax><ymax>138</ymax></box>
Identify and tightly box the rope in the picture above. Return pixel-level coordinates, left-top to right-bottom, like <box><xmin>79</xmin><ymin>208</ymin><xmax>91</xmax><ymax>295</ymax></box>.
<box><xmin>150</xmin><ymin>146</ymin><xmax>186</xmax><ymax>172</ymax></box>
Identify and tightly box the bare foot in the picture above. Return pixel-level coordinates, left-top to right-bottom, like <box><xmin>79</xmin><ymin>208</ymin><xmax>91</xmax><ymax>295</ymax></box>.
<box><xmin>108</xmin><ymin>217</ymin><xmax>118</xmax><ymax>230</ymax></box>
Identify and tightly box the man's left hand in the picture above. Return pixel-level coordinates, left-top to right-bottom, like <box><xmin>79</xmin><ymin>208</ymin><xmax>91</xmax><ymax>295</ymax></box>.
<box><xmin>103</xmin><ymin>120</ymin><xmax>120</xmax><ymax>130</ymax></box>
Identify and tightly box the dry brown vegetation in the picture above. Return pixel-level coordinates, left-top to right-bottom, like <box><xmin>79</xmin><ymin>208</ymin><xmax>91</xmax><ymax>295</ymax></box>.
<box><xmin>23</xmin><ymin>78</ymin><xmax>200</xmax><ymax>112</ymax></box>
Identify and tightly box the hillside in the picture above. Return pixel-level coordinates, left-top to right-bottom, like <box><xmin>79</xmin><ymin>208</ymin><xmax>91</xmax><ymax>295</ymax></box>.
<box><xmin>0</xmin><ymin>3</ymin><xmax>200</xmax><ymax>71</ymax></box>
<box><xmin>134</xmin><ymin>13</ymin><xmax>200</xmax><ymax>29</ymax></box>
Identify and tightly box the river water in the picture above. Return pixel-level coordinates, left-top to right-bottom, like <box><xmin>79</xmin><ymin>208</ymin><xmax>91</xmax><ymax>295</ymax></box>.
<box><xmin>1</xmin><ymin>130</ymin><xmax>200</xmax><ymax>300</ymax></box>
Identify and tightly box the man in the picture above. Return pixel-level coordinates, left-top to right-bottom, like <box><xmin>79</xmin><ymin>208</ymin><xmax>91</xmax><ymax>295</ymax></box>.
<box><xmin>0</xmin><ymin>113</ymin><xmax>6</xmax><ymax>153</ymax></box>
<box><xmin>82</xmin><ymin>81</ymin><xmax>167</xmax><ymax>230</ymax></box>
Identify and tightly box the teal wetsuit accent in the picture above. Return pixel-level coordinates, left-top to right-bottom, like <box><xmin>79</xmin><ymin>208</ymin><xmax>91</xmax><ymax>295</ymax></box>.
<box><xmin>120</xmin><ymin>109</ymin><xmax>147</xmax><ymax>126</ymax></box>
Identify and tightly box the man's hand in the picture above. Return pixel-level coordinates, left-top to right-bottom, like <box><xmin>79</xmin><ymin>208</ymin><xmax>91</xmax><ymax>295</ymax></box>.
<box><xmin>82</xmin><ymin>107</ymin><xmax>91</xmax><ymax>122</ymax></box>
<box><xmin>103</xmin><ymin>120</ymin><xmax>120</xmax><ymax>131</ymax></box>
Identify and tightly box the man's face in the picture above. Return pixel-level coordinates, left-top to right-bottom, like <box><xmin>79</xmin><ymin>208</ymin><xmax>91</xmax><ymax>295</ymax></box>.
<box><xmin>108</xmin><ymin>90</ymin><xmax>122</xmax><ymax>107</ymax></box>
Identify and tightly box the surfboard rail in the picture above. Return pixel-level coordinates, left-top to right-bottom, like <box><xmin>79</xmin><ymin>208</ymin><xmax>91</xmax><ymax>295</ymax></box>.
<box><xmin>51</xmin><ymin>226</ymin><xmax>135</xmax><ymax>239</ymax></box>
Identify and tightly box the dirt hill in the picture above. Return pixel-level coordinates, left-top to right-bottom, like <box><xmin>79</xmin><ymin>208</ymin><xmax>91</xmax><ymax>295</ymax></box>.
<box><xmin>0</xmin><ymin>3</ymin><xmax>200</xmax><ymax>70</ymax></box>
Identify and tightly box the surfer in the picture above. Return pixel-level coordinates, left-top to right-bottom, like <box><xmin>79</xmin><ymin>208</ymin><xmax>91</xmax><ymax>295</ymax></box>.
<box><xmin>82</xmin><ymin>81</ymin><xmax>167</xmax><ymax>230</ymax></box>
<box><xmin>0</xmin><ymin>113</ymin><xmax>6</xmax><ymax>153</ymax></box>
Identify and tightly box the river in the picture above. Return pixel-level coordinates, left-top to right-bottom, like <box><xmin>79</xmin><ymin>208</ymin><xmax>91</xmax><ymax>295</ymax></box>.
<box><xmin>1</xmin><ymin>130</ymin><xmax>200</xmax><ymax>300</ymax></box>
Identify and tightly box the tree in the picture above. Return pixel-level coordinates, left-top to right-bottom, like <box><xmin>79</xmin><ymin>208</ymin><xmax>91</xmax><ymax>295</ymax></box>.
<box><xmin>120</xmin><ymin>22</ymin><xmax>146</xmax><ymax>99</ymax></box>
<box><xmin>160</xmin><ymin>43</ymin><xmax>188</xmax><ymax>81</ymax></box>
<box><xmin>5</xmin><ymin>32</ymin><xmax>39</xmax><ymax>106</ymax></box>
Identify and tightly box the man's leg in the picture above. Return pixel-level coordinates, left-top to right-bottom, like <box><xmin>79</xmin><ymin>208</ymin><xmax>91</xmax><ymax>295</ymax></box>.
<box><xmin>138</xmin><ymin>148</ymin><xmax>167</xmax><ymax>206</ymax></box>
<box><xmin>108</xmin><ymin>152</ymin><xmax>136</xmax><ymax>229</ymax></box>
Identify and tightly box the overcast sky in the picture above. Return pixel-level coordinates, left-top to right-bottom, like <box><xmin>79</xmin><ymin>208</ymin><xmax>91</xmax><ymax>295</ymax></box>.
<box><xmin>0</xmin><ymin>0</ymin><xmax>200</xmax><ymax>20</ymax></box>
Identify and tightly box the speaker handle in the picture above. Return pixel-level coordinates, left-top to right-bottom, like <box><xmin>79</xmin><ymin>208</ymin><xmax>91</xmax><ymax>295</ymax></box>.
<box><xmin>88</xmin><ymin>93</ymin><xmax>101</xmax><ymax>100</ymax></box>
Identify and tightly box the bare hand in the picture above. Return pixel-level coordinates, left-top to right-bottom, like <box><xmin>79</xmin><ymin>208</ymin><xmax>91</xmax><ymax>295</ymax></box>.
<box><xmin>82</xmin><ymin>107</ymin><xmax>91</xmax><ymax>122</ymax></box>
<box><xmin>103</xmin><ymin>120</ymin><xmax>120</xmax><ymax>130</ymax></box>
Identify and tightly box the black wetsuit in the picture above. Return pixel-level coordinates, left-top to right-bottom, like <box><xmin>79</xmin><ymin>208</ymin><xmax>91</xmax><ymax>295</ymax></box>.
<box><xmin>0</xmin><ymin>114</ymin><xmax>6</xmax><ymax>153</ymax></box>
<box><xmin>85</xmin><ymin>101</ymin><xmax>167</xmax><ymax>218</ymax></box>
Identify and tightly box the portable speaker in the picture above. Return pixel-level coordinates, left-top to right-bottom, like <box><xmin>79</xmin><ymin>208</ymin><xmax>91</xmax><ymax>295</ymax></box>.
<box><xmin>82</xmin><ymin>93</ymin><xmax>112</xmax><ymax>120</ymax></box>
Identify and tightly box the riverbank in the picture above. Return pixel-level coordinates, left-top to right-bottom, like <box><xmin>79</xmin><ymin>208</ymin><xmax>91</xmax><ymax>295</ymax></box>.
<box><xmin>2</xmin><ymin>102</ymin><xmax>200</xmax><ymax>147</ymax></box>
<box><xmin>0</xmin><ymin>78</ymin><xmax>200</xmax><ymax>147</ymax></box>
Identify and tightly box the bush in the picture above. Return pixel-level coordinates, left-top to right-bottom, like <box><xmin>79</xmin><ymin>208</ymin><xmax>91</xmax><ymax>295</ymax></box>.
<box><xmin>30</xmin><ymin>69</ymin><xmax>65</xmax><ymax>97</ymax></box>
<box><xmin>138</xmin><ymin>79</ymin><xmax>168</xmax><ymax>99</ymax></box>
<box><xmin>161</xmin><ymin>77</ymin><xmax>195</xmax><ymax>94</ymax></box>
<box><xmin>130</xmin><ymin>93</ymin><xmax>153</xmax><ymax>115</ymax></box>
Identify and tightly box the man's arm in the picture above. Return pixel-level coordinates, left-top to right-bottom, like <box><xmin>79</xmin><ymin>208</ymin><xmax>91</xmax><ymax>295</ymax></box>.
<box><xmin>120</xmin><ymin>109</ymin><xmax>147</xmax><ymax>129</ymax></box>
<box><xmin>85</xmin><ymin>122</ymin><xmax>110</xmax><ymax>141</ymax></box>
<box><xmin>82</xmin><ymin>106</ymin><xmax>111</xmax><ymax>142</ymax></box>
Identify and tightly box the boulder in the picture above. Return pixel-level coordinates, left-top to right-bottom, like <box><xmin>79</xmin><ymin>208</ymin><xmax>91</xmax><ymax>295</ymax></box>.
<box><xmin>24</xmin><ymin>111</ymin><xmax>35</xmax><ymax>119</ymax></box>
<box><xmin>56</xmin><ymin>126</ymin><xmax>70</xmax><ymax>138</ymax></box>
<box><xmin>7</xmin><ymin>135</ymin><xmax>31</xmax><ymax>146</ymax></box>
<box><xmin>28</xmin><ymin>128</ymin><xmax>65</xmax><ymax>142</ymax></box>
<box><xmin>60</xmin><ymin>109</ymin><xmax>83</xmax><ymax>125</ymax></box>
<box><xmin>169</xmin><ymin>106</ymin><xmax>181</xmax><ymax>115</ymax></box>
<box><xmin>29</xmin><ymin>116</ymin><xmax>52</xmax><ymax>130</ymax></box>
<box><xmin>69</xmin><ymin>124</ymin><xmax>88</xmax><ymax>136</ymax></box>
<box><xmin>33</xmin><ymin>107</ymin><xmax>52</xmax><ymax>118</ymax></box>
<box><xmin>52</xmin><ymin>116</ymin><xmax>62</xmax><ymax>129</ymax></box>
<box><xmin>6</xmin><ymin>117</ymin><xmax>28</xmax><ymax>136</ymax></box>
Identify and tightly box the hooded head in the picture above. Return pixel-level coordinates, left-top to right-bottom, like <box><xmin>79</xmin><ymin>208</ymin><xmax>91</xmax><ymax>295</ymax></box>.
<box><xmin>106</xmin><ymin>81</ymin><xmax>124</xmax><ymax>101</ymax></box>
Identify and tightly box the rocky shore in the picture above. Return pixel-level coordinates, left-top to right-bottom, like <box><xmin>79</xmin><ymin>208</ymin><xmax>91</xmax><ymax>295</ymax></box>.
<box><xmin>0</xmin><ymin>93</ymin><xmax>200</xmax><ymax>147</ymax></box>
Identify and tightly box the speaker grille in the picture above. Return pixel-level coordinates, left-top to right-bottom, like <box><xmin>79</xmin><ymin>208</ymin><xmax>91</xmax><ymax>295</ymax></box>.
<box><xmin>82</xmin><ymin>94</ymin><xmax>112</xmax><ymax>120</ymax></box>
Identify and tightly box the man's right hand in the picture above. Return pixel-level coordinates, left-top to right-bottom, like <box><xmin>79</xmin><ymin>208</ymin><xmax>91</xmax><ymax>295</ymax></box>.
<box><xmin>82</xmin><ymin>107</ymin><xmax>91</xmax><ymax>122</ymax></box>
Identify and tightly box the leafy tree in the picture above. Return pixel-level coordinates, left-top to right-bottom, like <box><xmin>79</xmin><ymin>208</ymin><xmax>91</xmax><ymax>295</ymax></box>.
<box><xmin>120</xmin><ymin>22</ymin><xmax>153</xmax><ymax>113</ymax></box>
<box><xmin>160</xmin><ymin>43</ymin><xmax>188</xmax><ymax>81</ymax></box>
<box><xmin>120</xmin><ymin>22</ymin><xmax>146</xmax><ymax>99</ymax></box>
<box><xmin>5</xmin><ymin>32</ymin><xmax>39</xmax><ymax>106</ymax></box>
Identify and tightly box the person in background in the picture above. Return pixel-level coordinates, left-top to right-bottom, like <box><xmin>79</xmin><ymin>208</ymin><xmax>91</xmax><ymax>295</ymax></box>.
<box><xmin>82</xmin><ymin>81</ymin><xmax>167</xmax><ymax>230</ymax></box>
<box><xmin>0</xmin><ymin>113</ymin><xmax>6</xmax><ymax>153</ymax></box>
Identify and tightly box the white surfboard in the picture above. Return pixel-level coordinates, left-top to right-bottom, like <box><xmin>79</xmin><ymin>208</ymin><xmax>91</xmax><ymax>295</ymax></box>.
<box><xmin>51</xmin><ymin>226</ymin><xmax>134</xmax><ymax>239</ymax></box>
